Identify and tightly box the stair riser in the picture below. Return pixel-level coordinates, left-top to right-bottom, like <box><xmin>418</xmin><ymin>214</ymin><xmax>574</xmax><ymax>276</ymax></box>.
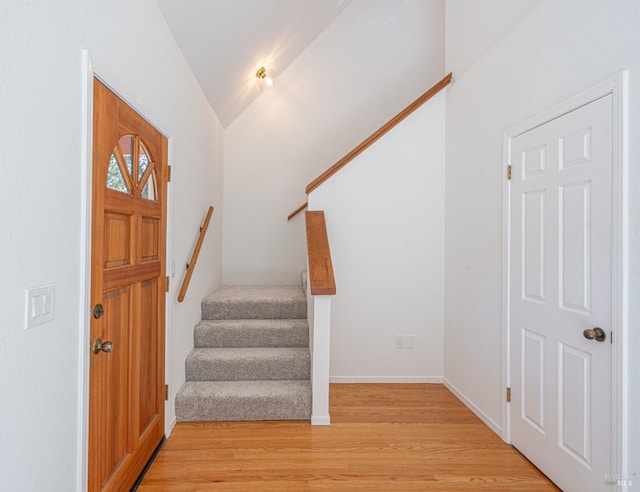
<box><xmin>176</xmin><ymin>395</ymin><xmax>311</xmax><ymax>421</ymax></box>
<box><xmin>175</xmin><ymin>380</ymin><xmax>312</xmax><ymax>422</ymax></box>
<box><xmin>186</xmin><ymin>357</ymin><xmax>310</xmax><ymax>381</ymax></box>
<box><xmin>195</xmin><ymin>324</ymin><xmax>309</xmax><ymax>348</ymax></box>
<box><xmin>202</xmin><ymin>301</ymin><xmax>306</xmax><ymax>320</ymax></box>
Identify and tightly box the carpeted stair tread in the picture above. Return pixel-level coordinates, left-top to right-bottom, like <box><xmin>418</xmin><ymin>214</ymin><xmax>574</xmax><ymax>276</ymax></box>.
<box><xmin>202</xmin><ymin>285</ymin><xmax>306</xmax><ymax>320</ymax></box>
<box><xmin>186</xmin><ymin>347</ymin><xmax>310</xmax><ymax>381</ymax></box>
<box><xmin>175</xmin><ymin>380</ymin><xmax>311</xmax><ymax>422</ymax></box>
<box><xmin>179</xmin><ymin>281</ymin><xmax>311</xmax><ymax>422</ymax></box>
<box><xmin>195</xmin><ymin>319</ymin><xmax>309</xmax><ymax>348</ymax></box>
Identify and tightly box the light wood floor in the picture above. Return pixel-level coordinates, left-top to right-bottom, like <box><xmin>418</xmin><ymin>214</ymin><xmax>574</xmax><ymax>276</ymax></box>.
<box><xmin>139</xmin><ymin>384</ymin><xmax>559</xmax><ymax>490</ymax></box>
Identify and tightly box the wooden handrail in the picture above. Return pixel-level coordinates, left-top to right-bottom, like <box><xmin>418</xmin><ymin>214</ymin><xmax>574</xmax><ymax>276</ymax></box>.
<box><xmin>178</xmin><ymin>206</ymin><xmax>214</xmax><ymax>303</ymax></box>
<box><xmin>305</xmin><ymin>211</ymin><xmax>336</xmax><ymax>295</ymax></box>
<box><xmin>288</xmin><ymin>201</ymin><xmax>308</xmax><ymax>221</ymax></box>
<box><xmin>305</xmin><ymin>73</ymin><xmax>452</xmax><ymax>194</ymax></box>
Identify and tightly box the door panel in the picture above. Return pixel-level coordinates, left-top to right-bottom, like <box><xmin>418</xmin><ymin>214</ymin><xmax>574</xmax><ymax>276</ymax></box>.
<box><xmin>522</xmin><ymin>328</ymin><xmax>545</xmax><ymax>434</ymax></box>
<box><xmin>522</xmin><ymin>189</ymin><xmax>546</xmax><ymax>303</ymax></box>
<box><xmin>104</xmin><ymin>212</ymin><xmax>132</xmax><ymax>268</ymax></box>
<box><xmin>89</xmin><ymin>79</ymin><xmax>166</xmax><ymax>492</ymax></box>
<box><xmin>558</xmin><ymin>343</ymin><xmax>591</xmax><ymax>467</ymax></box>
<box><xmin>141</xmin><ymin>217</ymin><xmax>160</xmax><ymax>262</ymax></box>
<box><xmin>559</xmin><ymin>181</ymin><xmax>591</xmax><ymax>312</ymax></box>
<box><xmin>510</xmin><ymin>94</ymin><xmax>612</xmax><ymax>492</ymax></box>
<box><xmin>139</xmin><ymin>278</ymin><xmax>160</xmax><ymax>434</ymax></box>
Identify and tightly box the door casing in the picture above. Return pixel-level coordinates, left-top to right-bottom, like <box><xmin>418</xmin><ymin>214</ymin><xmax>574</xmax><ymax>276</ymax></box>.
<box><xmin>79</xmin><ymin>50</ymin><xmax>174</xmax><ymax>492</ymax></box>
<box><xmin>502</xmin><ymin>71</ymin><xmax>629</xmax><ymax>478</ymax></box>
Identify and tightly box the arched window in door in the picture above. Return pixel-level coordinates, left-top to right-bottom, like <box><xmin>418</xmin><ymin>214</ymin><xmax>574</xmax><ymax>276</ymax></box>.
<box><xmin>107</xmin><ymin>134</ymin><xmax>157</xmax><ymax>201</ymax></box>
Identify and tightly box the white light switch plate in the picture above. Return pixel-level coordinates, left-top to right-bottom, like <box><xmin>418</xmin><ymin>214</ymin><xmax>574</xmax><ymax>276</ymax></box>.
<box><xmin>405</xmin><ymin>335</ymin><xmax>415</xmax><ymax>349</ymax></box>
<box><xmin>25</xmin><ymin>284</ymin><xmax>55</xmax><ymax>329</ymax></box>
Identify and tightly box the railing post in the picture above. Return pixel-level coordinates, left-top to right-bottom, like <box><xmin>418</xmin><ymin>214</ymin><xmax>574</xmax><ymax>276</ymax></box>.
<box><xmin>305</xmin><ymin>210</ymin><xmax>336</xmax><ymax>425</ymax></box>
<box><xmin>311</xmin><ymin>295</ymin><xmax>331</xmax><ymax>425</ymax></box>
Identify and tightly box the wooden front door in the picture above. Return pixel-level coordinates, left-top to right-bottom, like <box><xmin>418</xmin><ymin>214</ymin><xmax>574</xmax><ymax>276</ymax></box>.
<box><xmin>89</xmin><ymin>79</ymin><xmax>167</xmax><ymax>492</ymax></box>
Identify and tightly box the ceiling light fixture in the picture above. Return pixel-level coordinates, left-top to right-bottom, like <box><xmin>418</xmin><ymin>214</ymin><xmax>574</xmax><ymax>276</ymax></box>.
<box><xmin>256</xmin><ymin>66</ymin><xmax>276</xmax><ymax>90</ymax></box>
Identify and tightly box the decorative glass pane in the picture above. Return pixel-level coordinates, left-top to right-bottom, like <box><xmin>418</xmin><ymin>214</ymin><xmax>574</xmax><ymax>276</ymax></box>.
<box><xmin>141</xmin><ymin>171</ymin><xmax>157</xmax><ymax>201</ymax></box>
<box><xmin>138</xmin><ymin>142</ymin><xmax>151</xmax><ymax>181</ymax></box>
<box><xmin>107</xmin><ymin>152</ymin><xmax>130</xmax><ymax>193</ymax></box>
<box><xmin>108</xmin><ymin>134</ymin><xmax>158</xmax><ymax>199</ymax></box>
<box><xmin>118</xmin><ymin>135</ymin><xmax>134</xmax><ymax>177</ymax></box>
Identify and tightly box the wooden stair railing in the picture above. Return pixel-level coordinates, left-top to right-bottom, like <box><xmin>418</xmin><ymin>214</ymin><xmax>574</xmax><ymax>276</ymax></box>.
<box><xmin>305</xmin><ymin>211</ymin><xmax>336</xmax><ymax>295</ymax></box>
<box><xmin>178</xmin><ymin>206</ymin><xmax>214</xmax><ymax>303</ymax></box>
<box><xmin>288</xmin><ymin>73</ymin><xmax>453</xmax><ymax>220</ymax></box>
<box><xmin>288</xmin><ymin>201</ymin><xmax>308</xmax><ymax>221</ymax></box>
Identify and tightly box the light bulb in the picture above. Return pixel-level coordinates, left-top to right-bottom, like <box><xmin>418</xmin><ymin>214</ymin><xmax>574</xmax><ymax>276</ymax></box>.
<box><xmin>256</xmin><ymin>66</ymin><xmax>276</xmax><ymax>90</ymax></box>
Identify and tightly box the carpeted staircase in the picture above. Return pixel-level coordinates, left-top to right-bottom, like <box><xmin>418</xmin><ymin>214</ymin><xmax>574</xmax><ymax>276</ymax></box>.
<box><xmin>175</xmin><ymin>284</ymin><xmax>312</xmax><ymax>421</ymax></box>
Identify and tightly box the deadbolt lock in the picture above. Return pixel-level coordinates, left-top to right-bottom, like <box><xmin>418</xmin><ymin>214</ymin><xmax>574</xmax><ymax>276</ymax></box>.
<box><xmin>93</xmin><ymin>303</ymin><xmax>104</xmax><ymax>319</ymax></box>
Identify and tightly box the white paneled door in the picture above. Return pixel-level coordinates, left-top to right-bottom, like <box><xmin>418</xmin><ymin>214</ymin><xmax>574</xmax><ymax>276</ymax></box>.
<box><xmin>509</xmin><ymin>94</ymin><xmax>613</xmax><ymax>492</ymax></box>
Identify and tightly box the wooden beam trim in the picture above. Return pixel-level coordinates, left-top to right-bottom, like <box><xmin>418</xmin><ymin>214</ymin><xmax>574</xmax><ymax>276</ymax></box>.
<box><xmin>287</xmin><ymin>201</ymin><xmax>308</xmax><ymax>221</ymax></box>
<box><xmin>305</xmin><ymin>72</ymin><xmax>452</xmax><ymax>194</ymax></box>
<box><xmin>305</xmin><ymin>211</ymin><xmax>336</xmax><ymax>296</ymax></box>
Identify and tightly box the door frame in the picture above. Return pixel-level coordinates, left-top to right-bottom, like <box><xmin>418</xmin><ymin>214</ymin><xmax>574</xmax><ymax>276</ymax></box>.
<box><xmin>79</xmin><ymin>50</ymin><xmax>174</xmax><ymax>491</ymax></box>
<box><xmin>501</xmin><ymin>71</ymin><xmax>628</xmax><ymax>478</ymax></box>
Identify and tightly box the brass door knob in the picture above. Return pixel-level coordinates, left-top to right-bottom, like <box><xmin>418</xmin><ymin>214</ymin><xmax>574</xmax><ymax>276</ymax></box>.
<box><xmin>93</xmin><ymin>338</ymin><xmax>113</xmax><ymax>354</ymax></box>
<box><xmin>583</xmin><ymin>327</ymin><xmax>606</xmax><ymax>342</ymax></box>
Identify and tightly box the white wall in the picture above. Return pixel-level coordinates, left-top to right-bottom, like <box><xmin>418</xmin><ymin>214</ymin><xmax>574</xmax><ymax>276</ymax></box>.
<box><xmin>445</xmin><ymin>0</ymin><xmax>540</xmax><ymax>78</ymax></box>
<box><xmin>223</xmin><ymin>0</ymin><xmax>445</xmax><ymax>285</ymax></box>
<box><xmin>308</xmin><ymin>93</ymin><xmax>446</xmax><ymax>382</ymax></box>
<box><xmin>0</xmin><ymin>1</ymin><xmax>223</xmax><ymax>490</ymax></box>
<box><xmin>444</xmin><ymin>0</ymin><xmax>640</xmax><ymax>472</ymax></box>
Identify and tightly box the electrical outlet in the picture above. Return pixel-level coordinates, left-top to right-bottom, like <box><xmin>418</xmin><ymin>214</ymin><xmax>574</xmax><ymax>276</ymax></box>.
<box><xmin>405</xmin><ymin>335</ymin><xmax>415</xmax><ymax>349</ymax></box>
<box><xmin>395</xmin><ymin>335</ymin><xmax>405</xmax><ymax>349</ymax></box>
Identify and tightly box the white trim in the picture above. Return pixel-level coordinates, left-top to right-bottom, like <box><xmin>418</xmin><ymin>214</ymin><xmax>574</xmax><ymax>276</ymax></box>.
<box><xmin>90</xmin><ymin>60</ymin><xmax>172</xmax><ymax>139</ymax></box>
<box><xmin>501</xmin><ymin>72</ymin><xmax>628</xmax><ymax>477</ymax></box>
<box><xmin>507</xmin><ymin>75</ymin><xmax>623</xmax><ymax>139</ymax></box>
<box><xmin>311</xmin><ymin>416</ymin><xmax>331</xmax><ymax>426</ymax></box>
<box><xmin>443</xmin><ymin>378</ymin><xmax>502</xmax><ymax>436</ymax></box>
<box><xmin>501</xmin><ymin>132</ymin><xmax>512</xmax><ymax>444</ymax></box>
<box><xmin>330</xmin><ymin>376</ymin><xmax>443</xmax><ymax>383</ymax></box>
<box><xmin>168</xmin><ymin>416</ymin><xmax>177</xmax><ymax>435</ymax></box>
<box><xmin>164</xmin><ymin>139</ymin><xmax>174</xmax><ymax>438</ymax></box>
<box><xmin>77</xmin><ymin>49</ymin><xmax>93</xmax><ymax>492</ymax></box>
<box><xmin>78</xmin><ymin>49</ymin><xmax>175</xmax><ymax>492</ymax></box>
<box><xmin>610</xmin><ymin>70</ymin><xmax>629</xmax><ymax>479</ymax></box>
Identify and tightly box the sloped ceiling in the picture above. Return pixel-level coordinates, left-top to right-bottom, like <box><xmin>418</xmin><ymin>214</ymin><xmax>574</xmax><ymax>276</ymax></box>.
<box><xmin>156</xmin><ymin>0</ymin><xmax>355</xmax><ymax>127</ymax></box>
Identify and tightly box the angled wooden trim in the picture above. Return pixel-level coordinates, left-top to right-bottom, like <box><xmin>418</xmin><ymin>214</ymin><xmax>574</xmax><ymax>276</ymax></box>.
<box><xmin>288</xmin><ymin>201</ymin><xmax>308</xmax><ymax>221</ymax></box>
<box><xmin>305</xmin><ymin>211</ymin><xmax>336</xmax><ymax>295</ymax></box>
<box><xmin>178</xmin><ymin>206</ymin><xmax>214</xmax><ymax>303</ymax></box>
<box><xmin>305</xmin><ymin>72</ymin><xmax>452</xmax><ymax>194</ymax></box>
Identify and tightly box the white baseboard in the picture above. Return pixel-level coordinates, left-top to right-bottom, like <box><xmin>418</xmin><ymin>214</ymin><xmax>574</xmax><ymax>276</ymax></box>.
<box><xmin>311</xmin><ymin>415</ymin><xmax>331</xmax><ymax>425</ymax></box>
<box><xmin>443</xmin><ymin>378</ymin><xmax>502</xmax><ymax>436</ymax></box>
<box><xmin>330</xmin><ymin>376</ymin><xmax>443</xmax><ymax>383</ymax></box>
<box><xmin>167</xmin><ymin>416</ymin><xmax>177</xmax><ymax>437</ymax></box>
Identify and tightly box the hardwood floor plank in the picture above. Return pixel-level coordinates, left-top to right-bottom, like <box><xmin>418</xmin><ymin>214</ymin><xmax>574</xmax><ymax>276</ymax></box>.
<box><xmin>139</xmin><ymin>384</ymin><xmax>559</xmax><ymax>491</ymax></box>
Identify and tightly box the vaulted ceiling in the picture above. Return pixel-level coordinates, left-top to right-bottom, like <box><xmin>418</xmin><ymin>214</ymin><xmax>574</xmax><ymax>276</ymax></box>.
<box><xmin>156</xmin><ymin>0</ymin><xmax>355</xmax><ymax>127</ymax></box>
